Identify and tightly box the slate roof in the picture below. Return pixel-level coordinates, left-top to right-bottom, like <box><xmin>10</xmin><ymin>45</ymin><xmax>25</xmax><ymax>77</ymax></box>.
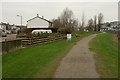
<box><xmin>27</xmin><ymin>14</ymin><xmax>52</xmax><ymax>23</ymax></box>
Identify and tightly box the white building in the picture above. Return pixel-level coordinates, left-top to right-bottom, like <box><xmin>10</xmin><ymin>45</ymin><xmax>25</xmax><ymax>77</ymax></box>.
<box><xmin>0</xmin><ymin>22</ymin><xmax>7</xmax><ymax>32</ymax></box>
<box><xmin>26</xmin><ymin>14</ymin><xmax>52</xmax><ymax>33</ymax></box>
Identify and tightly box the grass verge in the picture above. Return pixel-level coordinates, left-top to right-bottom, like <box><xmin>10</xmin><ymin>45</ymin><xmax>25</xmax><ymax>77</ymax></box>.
<box><xmin>3</xmin><ymin>32</ymin><xmax>96</xmax><ymax>78</ymax></box>
<box><xmin>89</xmin><ymin>32</ymin><xmax>118</xmax><ymax>78</ymax></box>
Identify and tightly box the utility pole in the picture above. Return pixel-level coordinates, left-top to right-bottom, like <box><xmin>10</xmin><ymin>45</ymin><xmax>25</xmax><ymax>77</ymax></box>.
<box><xmin>17</xmin><ymin>15</ymin><xmax>22</xmax><ymax>33</ymax></box>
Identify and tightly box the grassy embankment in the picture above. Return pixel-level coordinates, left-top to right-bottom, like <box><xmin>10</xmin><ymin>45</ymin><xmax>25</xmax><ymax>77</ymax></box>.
<box><xmin>3</xmin><ymin>32</ymin><xmax>96</xmax><ymax>78</ymax></box>
<box><xmin>89</xmin><ymin>33</ymin><xmax>118</xmax><ymax>78</ymax></box>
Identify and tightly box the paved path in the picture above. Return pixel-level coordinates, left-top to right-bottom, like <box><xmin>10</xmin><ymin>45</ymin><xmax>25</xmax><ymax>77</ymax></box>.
<box><xmin>54</xmin><ymin>34</ymin><xmax>99</xmax><ymax>78</ymax></box>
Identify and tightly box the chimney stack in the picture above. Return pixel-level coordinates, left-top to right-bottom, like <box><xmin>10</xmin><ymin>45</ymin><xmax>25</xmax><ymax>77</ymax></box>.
<box><xmin>42</xmin><ymin>16</ymin><xmax>44</xmax><ymax>19</ymax></box>
<box><xmin>37</xmin><ymin>14</ymin><xmax>39</xmax><ymax>17</ymax></box>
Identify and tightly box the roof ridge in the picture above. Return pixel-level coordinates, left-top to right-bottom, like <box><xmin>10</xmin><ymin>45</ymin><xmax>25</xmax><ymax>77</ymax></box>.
<box><xmin>27</xmin><ymin>15</ymin><xmax>52</xmax><ymax>23</ymax></box>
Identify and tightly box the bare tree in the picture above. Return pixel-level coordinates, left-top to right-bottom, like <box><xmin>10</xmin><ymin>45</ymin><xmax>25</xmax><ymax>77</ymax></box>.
<box><xmin>53</xmin><ymin>8</ymin><xmax>80</xmax><ymax>34</ymax></box>
<box><xmin>79</xmin><ymin>13</ymin><xmax>85</xmax><ymax>32</ymax></box>
<box><xmin>98</xmin><ymin>13</ymin><xmax>103</xmax><ymax>31</ymax></box>
<box><xmin>58</xmin><ymin>8</ymin><xmax>78</xmax><ymax>34</ymax></box>
<box><xmin>79</xmin><ymin>21</ymin><xmax>84</xmax><ymax>32</ymax></box>
<box><xmin>81</xmin><ymin>13</ymin><xmax>85</xmax><ymax>28</ymax></box>
<box><xmin>72</xmin><ymin>19</ymin><xmax>79</xmax><ymax>31</ymax></box>
<box><xmin>60</xmin><ymin>8</ymin><xmax>74</xmax><ymax>28</ymax></box>
<box><xmin>87</xmin><ymin>18</ymin><xmax>94</xmax><ymax>31</ymax></box>
<box><xmin>94</xmin><ymin>16</ymin><xmax>97</xmax><ymax>31</ymax></box>
<box><xmin>52</xmin><ymin>18</ymin><xmax>62</xmax><ymax>28</ymax></box>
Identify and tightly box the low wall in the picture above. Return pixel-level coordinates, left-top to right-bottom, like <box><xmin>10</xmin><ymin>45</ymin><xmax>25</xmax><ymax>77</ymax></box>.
<box><xmin>1</xmin><ymin>39</ymin><xmax>22</xmax><ymax>54</ymax></box>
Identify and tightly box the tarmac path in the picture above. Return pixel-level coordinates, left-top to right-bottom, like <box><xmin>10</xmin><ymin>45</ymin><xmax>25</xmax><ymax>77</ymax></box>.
<box><xmin>54</xmin><ymin>34</ymin><xmax>99</xmax><ymax>78</ymax></box>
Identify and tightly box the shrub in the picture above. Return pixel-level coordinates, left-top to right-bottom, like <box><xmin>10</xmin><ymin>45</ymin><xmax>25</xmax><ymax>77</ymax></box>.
<box><xmin>57</xmin><ymin>27</ymin><xmax>72</xmax><ymax>34</ymax></box>
<box><xmin>26</xmin><ymin>33</ymin><xmax>32</xmax><ymax>38</ymax></box>
<box><xmin>16</xmin><ymin>33</ymin><xmax>27</xmax><ymax>38</ymax></box>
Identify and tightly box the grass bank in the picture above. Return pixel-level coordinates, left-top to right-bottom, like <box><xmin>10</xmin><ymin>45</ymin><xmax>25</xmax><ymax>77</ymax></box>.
<box><xmin>89</xmin><ymin>33</ymin><xmax>118</xmax><ymax>78</ymax></box>
<box><xmin>3</xmin><ymin>32</ymin><xmax>96</xmax><ymax>78</ymax></box>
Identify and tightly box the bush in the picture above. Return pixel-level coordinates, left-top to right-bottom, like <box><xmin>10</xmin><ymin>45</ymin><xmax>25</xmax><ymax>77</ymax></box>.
<box><xmin>57</xmin><ymin>27</ymin><xmax>72</xmax><ymax>34</ymax></box>
<box><xmin>31</xmin><ymin>32</ymin><xmax>51</xmax><ymax>38</ymax></box>
<box><xmin>16</xmin><ymin>33</ymin><xmax>27</xmax><ymax>38</ymax></box>
<box><xmin>26</xmin><ymin>34</ymin><xmax>32</xmax><ymax>38</ymax></box>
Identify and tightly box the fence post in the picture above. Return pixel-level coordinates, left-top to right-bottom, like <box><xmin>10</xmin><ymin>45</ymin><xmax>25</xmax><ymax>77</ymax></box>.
<box><xmin>20</xmin><ymin>39</ymin><xmax>22</xmax><ymax>48</ymax></box>
<box><xmin>30</xmin><ymin>38</ymin><xmax>32</xmax><ymax>45</ymax></box>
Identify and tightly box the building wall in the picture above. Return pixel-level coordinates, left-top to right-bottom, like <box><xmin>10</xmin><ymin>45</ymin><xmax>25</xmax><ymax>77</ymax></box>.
<box><xmin>27</xmin><ymin>17</ymin><xmax>49</xmax><ymax>28</ymax></box>
<box><xmin>1</xmin><ymin>25</ymin><xmax>6</xmax><ymax>32</ymax></box>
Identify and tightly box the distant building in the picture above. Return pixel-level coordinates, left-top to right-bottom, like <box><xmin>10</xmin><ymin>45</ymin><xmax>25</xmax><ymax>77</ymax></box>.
<box><xmin>15</xmin><ymin>25</ymin><xmax>27</xmax><ymax>33</ymax></box>
<box><xmin>0</xmin><ymin>22</ymin><xmax>7</xmax><ymax>32</ymax></box>
<box><xmin>26</xmin><ymin>14</ymin><xmax>53</xmax><ymax>33</ymax></box>
<box><xmin>101</xmin><ymin>21</ymin><xmax>120</xmax><ymax>31</ymax></box>
<box><xmin>0</xmin><ymin>22</ymin><xmax>12</xmax><ymax>33</ymax></box>
<box><xmin>0</xmin><ymin>22</ymin><xmax>22</xmax><ymax>34</ymax></box>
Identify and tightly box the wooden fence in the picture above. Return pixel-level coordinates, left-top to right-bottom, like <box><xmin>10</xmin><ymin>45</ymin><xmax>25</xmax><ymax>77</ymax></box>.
<box><xmin>1</xmin><ymin>39</ymin><xmax>22</xmax><ymax>54</ymax></box>
<box><xmin>22</xmin><ymin>34</ymin><xmax>66</xmax><ymax>47</ymax></box>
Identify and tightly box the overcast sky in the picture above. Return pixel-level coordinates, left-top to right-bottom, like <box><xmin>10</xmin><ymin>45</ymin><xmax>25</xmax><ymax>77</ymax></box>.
<box><xmin>1</xmin><ymin>2</ymin><xmax>119</xmax><ymax>25</ymax></box>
